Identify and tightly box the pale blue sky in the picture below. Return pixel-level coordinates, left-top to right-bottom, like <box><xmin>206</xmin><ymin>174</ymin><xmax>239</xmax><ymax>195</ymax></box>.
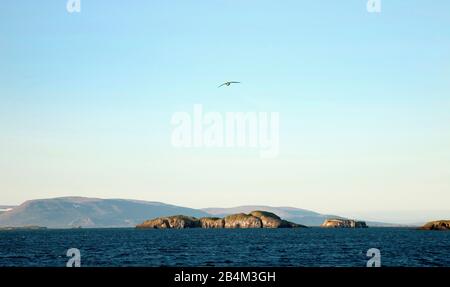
<box><xmin>0</xmin><ymin>1</ymin><xmax>449</xmax><ymax>222</ymax></box>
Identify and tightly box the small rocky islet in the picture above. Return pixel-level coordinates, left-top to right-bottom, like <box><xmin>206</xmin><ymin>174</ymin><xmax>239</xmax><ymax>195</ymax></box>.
<box><xmin>320</xmin><ymin>219</ymin><xmax>368</xmax><ymax>228</ymax></box>
<box><xmin>419</xmin><ymin>220</ymin><xmax>450</xmax><ymax>231</ymax></box>
<box><xmin>136</xmin><ymin>211</ymin><xmax>305</xmax><ymax>229</ymax></box>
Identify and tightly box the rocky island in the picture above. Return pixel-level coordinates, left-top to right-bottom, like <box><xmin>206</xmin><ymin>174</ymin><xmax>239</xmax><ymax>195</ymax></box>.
<box><xmin>321</xmin><ymin>218</ymin><xmax>367</xmax><ymax>228</ymax></box>
<box><xmin>136</xmin><ymin>211</ymin><xmax>305</xmax><ymax>229</ymax></box>
<box><xmin>420</xmin><ymin>220</ymin><xmax>450</xmax><ymax>231</ymax></box>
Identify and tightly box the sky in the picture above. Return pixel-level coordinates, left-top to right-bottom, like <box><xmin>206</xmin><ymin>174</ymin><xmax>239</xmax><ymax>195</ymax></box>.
<box><xmin>0</xmin><ymin>1</ymin><xmax>449</xmax><ymax>222</ymax></box>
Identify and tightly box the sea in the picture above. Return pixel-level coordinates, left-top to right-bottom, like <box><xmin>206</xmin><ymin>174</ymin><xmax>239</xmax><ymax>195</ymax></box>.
<box><xmin>0</xmin><ymin>228</ymin><xmax>448</xmax><ymax>267</ymax></box>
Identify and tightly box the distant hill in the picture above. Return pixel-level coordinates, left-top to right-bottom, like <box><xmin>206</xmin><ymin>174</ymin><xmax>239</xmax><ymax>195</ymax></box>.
<box><xmin>0</xmin><ymin>197</ymin><xmax>210</xmax><ymax>228</ymax></box>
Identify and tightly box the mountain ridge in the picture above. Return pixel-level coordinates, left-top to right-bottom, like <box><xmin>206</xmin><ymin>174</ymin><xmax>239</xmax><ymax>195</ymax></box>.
<box><xmin>0</xmin><ymin>197</ymin><xmax>404</xmax><ymax>228</ymax></box>
<box><xmin>0</xmin><ymin>197</ymin><xmax>210</xmax><ymax>228</ymax></box>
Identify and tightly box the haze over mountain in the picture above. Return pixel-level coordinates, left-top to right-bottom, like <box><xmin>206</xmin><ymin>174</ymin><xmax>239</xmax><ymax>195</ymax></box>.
<box><xmin>0</xmin><ymin>197</ymin><xmax>402</xmax><ymax>228</ymax></box>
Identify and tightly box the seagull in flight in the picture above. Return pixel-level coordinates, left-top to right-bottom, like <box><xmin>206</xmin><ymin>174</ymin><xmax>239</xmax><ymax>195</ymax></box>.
<box><xmin>218</xmin><ymin>81</ymin><xmax>241</xmax><ymax>88</ymax></box>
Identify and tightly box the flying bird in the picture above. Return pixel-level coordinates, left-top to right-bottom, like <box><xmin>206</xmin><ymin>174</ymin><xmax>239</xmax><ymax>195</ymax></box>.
<box><xmin>218</xmin><ymin>81</ymin><xmax>241</xmax><ymax>88</ymax></box>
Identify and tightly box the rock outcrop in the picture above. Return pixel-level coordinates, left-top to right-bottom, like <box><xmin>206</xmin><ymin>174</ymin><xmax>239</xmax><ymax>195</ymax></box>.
<box><xmin>420</xmin><ymin>220</ymin><xmax>450</xmax><ymax>231</ymax></box>
<box><xmin>321</xmin><ymin>219</ymin><xmax>367</xmax><ymax>228</ymax></box>
<box><xmin>200</xmin><ymin>217</ymin><xmax>225</xmax><ymax>228</ymax></box>
<box><xmin>224</xmin><ymin>213</ymin><xmax>263</xmax><ymax>228</ymax></box>
<box><xmin>137</xmin><ymin>215</ymin><xmax>201</xmax><ymax>229</ymax></box>
<box><xmin>136</xmin><ymin>211</ymin><xmax>306</xmax><ymax>229</ymax></box>
<box><xmin>249</xmin><ymin>211</ymin><xmax>300</xmax><ymax>228</ymax></box>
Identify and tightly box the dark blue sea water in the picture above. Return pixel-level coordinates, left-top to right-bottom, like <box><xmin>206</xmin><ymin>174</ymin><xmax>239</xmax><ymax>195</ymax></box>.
<box><xmin>0</xmin><ymin>228</ymin><xmax>448</xmax><ymax>267</ymax></box>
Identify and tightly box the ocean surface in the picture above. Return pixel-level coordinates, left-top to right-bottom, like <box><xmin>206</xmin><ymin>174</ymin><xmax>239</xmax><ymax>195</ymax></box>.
<box><xmin>0</xmin><ymin>228</ymin><xmax>448</xmax><ymax>267</ymax></box>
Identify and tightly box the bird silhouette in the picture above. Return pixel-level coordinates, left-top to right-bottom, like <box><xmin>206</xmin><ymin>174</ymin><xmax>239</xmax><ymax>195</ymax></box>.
<box><xmin>218</xmin><ymin>81</ymin><xmax>241</xmax><ymax>88</ymax></box>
